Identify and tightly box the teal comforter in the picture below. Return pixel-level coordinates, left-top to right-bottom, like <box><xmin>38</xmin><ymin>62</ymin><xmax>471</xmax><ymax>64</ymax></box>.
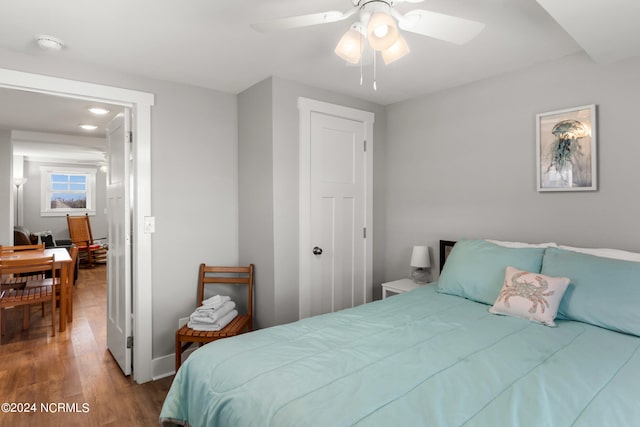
<box><xmin>160</xmin><ymin>285</ymin><xmax>640</xmax><ymax>426</ymax></box>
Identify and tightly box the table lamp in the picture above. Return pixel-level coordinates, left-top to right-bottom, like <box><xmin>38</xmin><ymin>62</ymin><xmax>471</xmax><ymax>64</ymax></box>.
<box><xmin>410</xmin><ymin>245</ymin><xmax>430</xmax><ymax>284</ymax></box>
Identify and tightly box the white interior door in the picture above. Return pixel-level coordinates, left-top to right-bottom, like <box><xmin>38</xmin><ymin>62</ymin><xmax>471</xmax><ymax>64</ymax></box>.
<box><xmin>310</xmin><ymin>112</ymin><xmax>366</xmax><ymax>315</ymax></box>
<box><xmin>106</xmin><ymin>109</ymin><xmax>132</xmax><ymax>375</ymax></box>
<box><xmin>299</xmin><ymin>98</ymin><xmax>373</xmax><ymax>319</ymax></box>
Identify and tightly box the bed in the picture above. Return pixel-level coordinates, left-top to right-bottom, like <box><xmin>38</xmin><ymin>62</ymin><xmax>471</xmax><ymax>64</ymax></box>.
<box><xmin>160</xmin><ymin>239</ymin><xmax>640</xmax><ymax>426</ymax></box>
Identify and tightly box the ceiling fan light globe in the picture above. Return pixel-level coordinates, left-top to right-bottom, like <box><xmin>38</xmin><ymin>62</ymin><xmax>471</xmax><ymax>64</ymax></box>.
<box><xmin>381</xmin><ymin>33</ymin><xmax>410</xmax><ymax>64</ymax></box>
<box><xmin>373</xmin><ymin>25</ymin><xmax>389</xmax><ymax>38</ymax></box>
<box><xmin>335</xmin><ymin>28</ymin><xmax>364</xmax><ymax>64</ymax></box>
<box><xmin>367</xmin><ymin>12</ymin><xmax>398</xmax><ymax>51</ymax></box>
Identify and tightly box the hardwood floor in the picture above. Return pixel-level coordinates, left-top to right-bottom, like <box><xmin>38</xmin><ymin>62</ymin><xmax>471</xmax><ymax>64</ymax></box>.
<box><xmin>0</xmin><ymin>264</ymin><xmax>173</xmax><ymax>426</ymax></box>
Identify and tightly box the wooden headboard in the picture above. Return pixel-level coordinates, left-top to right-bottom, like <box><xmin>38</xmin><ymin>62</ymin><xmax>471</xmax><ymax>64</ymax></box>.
<box><xmin>439</xmin><ymin>240</ymin><xmax>457</xmax><ymax>273</ymax></box>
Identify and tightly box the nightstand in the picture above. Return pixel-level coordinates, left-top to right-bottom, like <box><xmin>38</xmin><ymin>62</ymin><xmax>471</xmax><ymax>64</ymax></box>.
<box><xmin>381</xmin><ymin>278</ymin><xmax>423</xmax><ymax>299</ymax></box>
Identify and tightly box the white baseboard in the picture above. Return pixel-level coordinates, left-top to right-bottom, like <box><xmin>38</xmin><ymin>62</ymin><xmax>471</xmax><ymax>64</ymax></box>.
<box><xmin>151</xmin><ymin>348</ymin><xmax>196</xmax><ymax>380</ymax></box>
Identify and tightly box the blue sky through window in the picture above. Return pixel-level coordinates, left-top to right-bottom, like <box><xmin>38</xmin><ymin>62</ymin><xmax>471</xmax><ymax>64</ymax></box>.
<box><xmin>49</xmin><ymin>174</ymin><xmax>88</xmax><ymax>208</ymax></box>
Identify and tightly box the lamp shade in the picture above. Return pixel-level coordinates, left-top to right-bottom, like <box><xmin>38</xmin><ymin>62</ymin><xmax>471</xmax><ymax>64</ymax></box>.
<box><xmin>381</xmin><ymin>33</ymin><xmax>410</xmax><ymax>64</ymax></box>
<box><xmin>410</xmin><ymin>245</ymin><xmax>430</xmax><ymax>268</ymax></box>
<box><xmin>367</xmin><ymin>12</ymin><xmax>398</xmax><ymax>51</ymax></box>
<box><xmin>335</xmin><ymin>27</ymin><xmax>364</xmax><ymax>64</ymax></box>
<box><xmin>13</xmin><ymin>177</ymin><xmax>27</xmax><ymax>187</ymax></box>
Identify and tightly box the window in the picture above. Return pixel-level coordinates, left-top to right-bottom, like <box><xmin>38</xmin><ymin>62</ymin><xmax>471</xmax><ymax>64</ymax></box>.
<box><xmin>41</xmin><ymin>167</ymin><xmax>97</xmax><ymax>216</ymax></box>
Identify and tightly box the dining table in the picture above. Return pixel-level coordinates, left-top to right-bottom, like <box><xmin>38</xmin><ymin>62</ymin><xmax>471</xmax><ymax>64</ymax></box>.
<box><xmin>0</xmin><ymin>247</ymin><xmax>73</xmax><ymax>332</ymax></box>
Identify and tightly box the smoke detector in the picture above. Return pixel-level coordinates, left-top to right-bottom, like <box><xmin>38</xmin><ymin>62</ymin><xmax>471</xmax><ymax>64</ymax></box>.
<box><xmin>35</xmin><ymin>35</ymin><xmax>64</xmax><ymax>51</ymax></box>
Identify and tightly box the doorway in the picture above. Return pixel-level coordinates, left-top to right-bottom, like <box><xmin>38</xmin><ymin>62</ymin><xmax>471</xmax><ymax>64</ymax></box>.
<box><xmin>0</xmin><ymin>68</ymin><xmax>154</xmax><ymax>383</ymax></box>
<box><xmin>298</xmin><ymin>98</ymin><xmax>374</xmax><ymax>319</ymax></box>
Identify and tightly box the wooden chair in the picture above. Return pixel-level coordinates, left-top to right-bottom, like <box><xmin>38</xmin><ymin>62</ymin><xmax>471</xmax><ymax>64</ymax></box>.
<box><xmin>1</xmin><ymin>243</ymin><xmax>45</xmax><ymax>252</ymax></box>
<box><xmin>27</xmin><ymin>245</ymin><xmax>78</xmax><ymax>323</ymax></box>
<box><xmin>0</xmin><ymin>244</ymin><xmax>46</xmax><ymax>289</ymax></box>
<box><xmin>175</xmin><ymin>264</ymin><xmax>254</xmax><ymax>372</ymax></box>
<box><xmin>0</xmin><ymin>255</ymin><xmax>57</xmax><ymax>339</ymax></box>
<box><xmin>66</xmin><ymin>214</ymin><xmax>101</xmax><ymax>268</ymax></box>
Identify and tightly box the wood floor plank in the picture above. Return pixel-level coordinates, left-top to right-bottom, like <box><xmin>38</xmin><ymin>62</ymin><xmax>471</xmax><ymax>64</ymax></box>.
<box><xmin>0</xmin><ymin>265</ymin><xmax>173</xmax><ymax>426</ymax></box>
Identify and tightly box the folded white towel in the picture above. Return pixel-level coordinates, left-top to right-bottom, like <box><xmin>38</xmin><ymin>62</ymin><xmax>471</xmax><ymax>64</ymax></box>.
<box><xmin>200</xmin><ymin>295</ymin><xmax>231</xmax><ymax>310</ymax></box>
<box><xmin>188</xmin><ymin>310</ymin><xmax>238</xmax><ymax>331</ymax></box>
<box><xmin>190</xmin><ymin>301</ymin><xmax>236</xmax><ymax>324</ymax></box>
<box><xmin>195</xmin><ymin>299</ymin><xmax>234</xmax><ymax>314</ymax></box>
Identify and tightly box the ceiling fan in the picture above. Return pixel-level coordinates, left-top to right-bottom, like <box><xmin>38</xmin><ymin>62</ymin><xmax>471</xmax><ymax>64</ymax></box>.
<box><xmin>251</xmin><ymin>0</ymin><xmax>485</xmax><ymax>67</ymax></box>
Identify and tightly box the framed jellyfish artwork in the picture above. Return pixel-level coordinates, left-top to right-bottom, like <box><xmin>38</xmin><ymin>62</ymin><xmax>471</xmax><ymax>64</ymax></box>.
<box><xmin>536</xmin><ymin>104</ymin><xmax>597</xmax><ymax>192</ymax></box>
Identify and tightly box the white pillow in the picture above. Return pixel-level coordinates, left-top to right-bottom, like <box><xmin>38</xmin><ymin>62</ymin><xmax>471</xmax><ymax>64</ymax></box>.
<box><xmin>558</xmin><ymin>245</ymin><xmax>640</xmax><ymax>262</ymax></box>
<box><xmin>489</xmin><ymin>266</ymin><xmax>569</xmax><ymax>327</ymax></box>
<box><xmin>486</xmin><ymin>239</ymin><xmax>557</xmax><ymax>249</ymax></box>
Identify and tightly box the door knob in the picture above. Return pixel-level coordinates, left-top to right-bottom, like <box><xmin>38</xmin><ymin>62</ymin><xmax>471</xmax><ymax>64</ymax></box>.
<box><xmin>313</xmin><ymin>246</ymin><xmax>323</xmax><ymax>255</ymax></box>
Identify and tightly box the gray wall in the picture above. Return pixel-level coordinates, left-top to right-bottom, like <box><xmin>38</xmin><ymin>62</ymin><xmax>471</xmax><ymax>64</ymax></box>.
<box><xmin>238</xmin><ymin>76</ymin><xmax>387</xmax><ymax>328</ymax></box>
<box><xmin>384</xmin><ymin>52</ymin><xmax>640</xmax><ymax>282</ymax></box>
<box><xmin>238</xmin><ymin>77</ymin><xmax>275</xmax><ymax>329</ymax></box>
<box><xmin>150</xmin><ymin>83</ymin><xmax>238</xmax><ymax>358</ymax></box>
<box><xmin>0</xmin><ymin>130</ymin><xmax>12</xmax><ymax>243</ymax></box>
<box><xmin>20</xmin><ymin>160</ymin><xmax>108</xmax><ymax>240</ymax></box>
<box><xmin>0</xmin><ymin>47</ymin><xmax>239</xmax><ymax>359</ymax></box>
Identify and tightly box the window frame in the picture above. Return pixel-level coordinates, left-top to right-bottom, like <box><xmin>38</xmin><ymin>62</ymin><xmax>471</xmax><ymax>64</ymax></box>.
<box><xmin>40</xmin><ymin>166</ymin><xmax>97</xmax><ymax>217</ymax></box>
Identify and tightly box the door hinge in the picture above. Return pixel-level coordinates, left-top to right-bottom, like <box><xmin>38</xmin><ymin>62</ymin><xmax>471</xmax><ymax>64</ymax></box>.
<box><xmin>126</xmin><ymin>336</ymin><xmax>133</xmax><ymax>348</ymax></box>
<box><xmin>126</xmin><ymin>131</ymin><xmax>133</xmax><ymax>143</ymax></box>
<box><xmin>363</xmin><ymin>227</ymin><xmax>367</xmax><ymax>239</ymax></box>
<box><xmin>364</xmin><ymin>140</ymin><xmax>367</xmax><ymax>152</ymax></box>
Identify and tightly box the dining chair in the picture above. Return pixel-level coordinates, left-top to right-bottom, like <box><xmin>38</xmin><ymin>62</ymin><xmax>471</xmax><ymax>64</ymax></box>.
<box><xmin>0</xmin><ymin>243</ymin><xmax>45</xmax><ymax>252</ymax></box>
<box><xmin>27</xmin><ymin>245</ymin><xmax>78</xmax><ymax>323</ymax></box>
<box><xmin>175</xmin><ymin>264</ymin><xmax>254</xmax><ymax>372</ymax></box>
<box><xmin>66</xmin><ymin>214</ymin><xmax>101</xmax><ymax>268</ymax></box>
<box><xmin>0</xmin><ymin>255</ymin><xmax>57</xmax><ymax>339</ymax></box>
<box><xmin>0</xmin><ymin>244</ymin><xmax>46</xmax><ymax>289</ymax></box>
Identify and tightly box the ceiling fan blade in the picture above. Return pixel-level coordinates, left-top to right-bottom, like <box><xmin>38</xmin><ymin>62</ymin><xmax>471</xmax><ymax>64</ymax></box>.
<box><xmin>397</xmin><ymin>9</ymin><xmax>485</xmax><ymax>45</ymax></box>
<box><xmin>251</xmin><ymin>8</ymin><xmax>357</xmax><ymax>32</ymax></box>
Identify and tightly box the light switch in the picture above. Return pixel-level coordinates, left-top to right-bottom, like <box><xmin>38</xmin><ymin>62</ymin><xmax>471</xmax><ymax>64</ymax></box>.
<box><xmin>144</xmin><ymin>216</ymin><xmax>156</xmax><ymax>233</ymax></box>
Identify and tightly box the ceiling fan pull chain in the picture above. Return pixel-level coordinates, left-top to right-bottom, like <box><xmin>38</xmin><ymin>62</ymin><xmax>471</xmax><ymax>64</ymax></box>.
<box><xmin>373</xmin><ymin>52</ymin><xmax>377</xmax><ymax>91</ymax></box>
<box><xmin>359</xmin><ymin>34</ymin><xmax>364</xmax><ymax>86</ymax></box>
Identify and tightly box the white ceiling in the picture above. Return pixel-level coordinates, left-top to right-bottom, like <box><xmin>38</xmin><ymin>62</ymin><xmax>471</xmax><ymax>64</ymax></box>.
<box><xmin>536</xmin><ymin>0</ymin><xmax>640</xmax><ymax>64</ymax></box>
<box><xmin>1</xmin><ymin>0</ymin><xmax>639</xmax><ymax>150</ymax></box>
<box><xmin>0</xmin><ymin>87</ymin><xmax>120</xmax><ymax>164</ymax></box>
<box><xmin>0</xmin><ymin>88</ymin><xmax>119</xmax><ymax>137</ymax></box>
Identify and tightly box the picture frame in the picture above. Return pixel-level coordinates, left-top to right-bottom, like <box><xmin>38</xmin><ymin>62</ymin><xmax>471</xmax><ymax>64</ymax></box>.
<box><xmin>536</xmin><ymin>104</ymin><xmax>597</xmax><ymax>192</ymax></box>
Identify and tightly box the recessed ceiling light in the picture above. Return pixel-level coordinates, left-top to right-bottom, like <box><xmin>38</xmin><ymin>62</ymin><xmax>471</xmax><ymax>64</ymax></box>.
<box><xmin>35</xmin><ymin>34</ymin><xmax>64</xmax><ymax>51</ymax></box>
<box><xmin>79</xmin><ymin>124</ymin><xmax>98</xmax><ymax>131</ymax></box>
<box><xmin>89</xmin><ymin>107</ymin><xmax>110</xmax><ymax>115</ymax></box>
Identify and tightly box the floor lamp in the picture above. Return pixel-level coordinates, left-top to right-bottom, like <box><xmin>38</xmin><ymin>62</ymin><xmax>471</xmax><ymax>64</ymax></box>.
<box><xmin>14</xmin><ymin>177</ymin><xmax>27</xmax><ymax>227</ymax></box>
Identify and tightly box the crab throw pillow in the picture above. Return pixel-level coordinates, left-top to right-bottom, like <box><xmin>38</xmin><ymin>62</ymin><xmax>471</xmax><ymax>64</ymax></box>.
<box><xmin>489</xmin><ymin>266</ymin><xmax>570</xmax><ymax>327</ymax></box>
